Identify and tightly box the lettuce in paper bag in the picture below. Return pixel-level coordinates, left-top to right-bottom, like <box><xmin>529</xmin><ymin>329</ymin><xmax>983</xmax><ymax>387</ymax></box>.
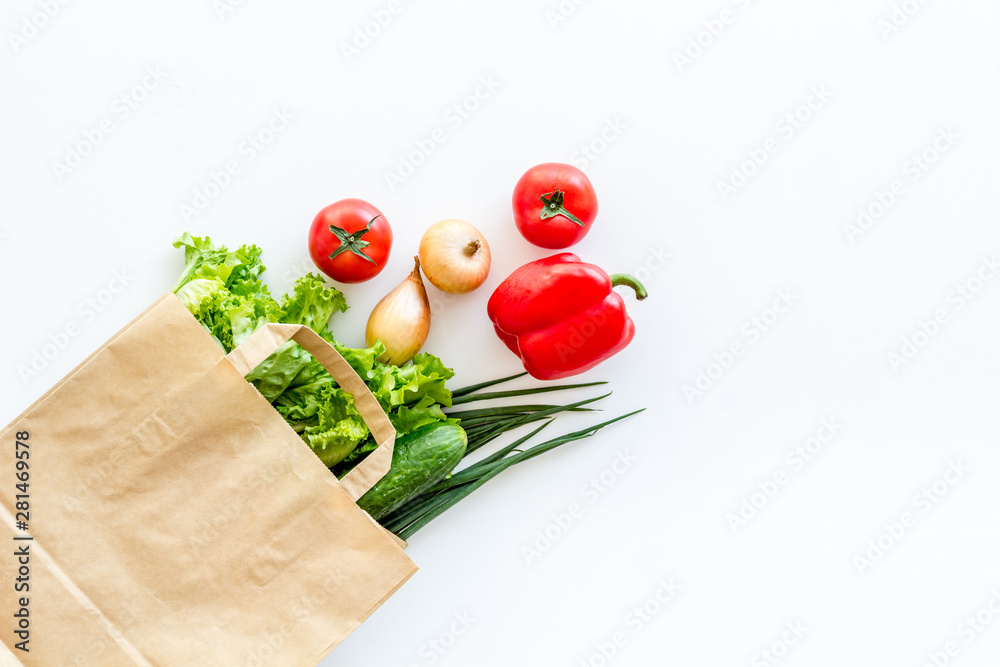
<box><xmin>172</xmin><ymin>233</ymin><xmax>454</xmax><ymax>468</ymax></box>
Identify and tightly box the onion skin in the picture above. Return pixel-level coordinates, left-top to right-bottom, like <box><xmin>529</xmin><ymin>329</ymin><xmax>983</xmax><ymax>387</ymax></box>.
<box><xmin>418</xmin><ymin>219</ymin><xmax>491</xmax><ymax>295</ymax></box>
<box><xmin>366</xmin><ymin>257</ymin><xmax>431</xmax><ymax>366</ymax></box>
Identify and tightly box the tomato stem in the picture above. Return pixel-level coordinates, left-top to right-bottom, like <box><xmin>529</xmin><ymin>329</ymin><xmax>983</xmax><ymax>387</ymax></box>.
<box><xmin>328</xmin><ymin>215</ymin><xmax>380</xmax><ymax>264</ymax></box>
<box><xmin>539</xmin><ymin>190</ymin><xmax>585</xmax><ymax>227</ymax></box>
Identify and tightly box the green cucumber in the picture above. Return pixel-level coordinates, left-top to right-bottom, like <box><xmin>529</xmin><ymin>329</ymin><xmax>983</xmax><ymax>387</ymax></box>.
<box><xmin>357</xmin><ymin>422</ymin><xmax>467</xmax><ymax>521</ymax></box>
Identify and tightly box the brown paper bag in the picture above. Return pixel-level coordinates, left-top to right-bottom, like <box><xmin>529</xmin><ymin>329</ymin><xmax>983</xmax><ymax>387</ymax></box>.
<box><xmin>1</xmin><ymin>293</ymin><xmax>417</xmax><ymax>666</ymax></box>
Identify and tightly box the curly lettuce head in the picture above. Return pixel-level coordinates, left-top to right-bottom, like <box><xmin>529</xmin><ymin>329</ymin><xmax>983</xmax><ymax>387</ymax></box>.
<box><xmin>172</xmin><ymin>233</ymin><xmax>454</xmax><ymax>469</ymax></box>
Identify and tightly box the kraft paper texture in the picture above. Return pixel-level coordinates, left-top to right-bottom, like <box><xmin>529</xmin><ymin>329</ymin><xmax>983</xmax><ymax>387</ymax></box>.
<box><xmin>1</xmin><ymin>294</ymin><xmax>416</xmax><ymax>666</ymax></box>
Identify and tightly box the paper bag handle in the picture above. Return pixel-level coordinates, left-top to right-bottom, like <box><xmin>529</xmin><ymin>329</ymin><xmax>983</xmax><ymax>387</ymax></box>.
<box><xmin>224</xmin><ymin>323</ymin><xmax>395</xmax><ymax>503</ymax></box>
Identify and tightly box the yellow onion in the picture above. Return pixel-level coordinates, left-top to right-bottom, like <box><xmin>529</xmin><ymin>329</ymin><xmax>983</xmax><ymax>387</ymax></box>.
<box><xmin>418</xmin><ymin>219</ymin><xmax>491</xmax><ymax>294</ymax></box>
<box><xmin>366</xmin><ymin>256</ymin><xmax>431</xmax><ymax>365</ymax></box>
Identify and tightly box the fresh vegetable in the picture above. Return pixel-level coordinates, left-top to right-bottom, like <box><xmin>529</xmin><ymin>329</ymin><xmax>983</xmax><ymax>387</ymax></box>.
<box><xmin>487</xmin><ymin>254</ymin><xmax>647</xmax><ymax>380</ymax></box>
<box><xmin>380</xmin><ymin>374</ymin><xmax>643</xmax><ymax>539</ymax></box>
<box><xmin>366</xmin><ymin>257</ymin><xmax>432</xmax><ymax>366</ymax></box>
<box><xmin>308</xmin><ymin>198</ymin><xmax>393</xmax><ymax>284</ymax></box>
<box><xmin>512</xmin><ymin>163</ymin><xmax>598</xmax><ymax>249</ymax></box>
<box><xmin>418</xmin><ymin>219</ymin><xmax>492</xmax><ymax>294</ymax></box>
<box><xmin>357</xmin><ymin>422</ymin><xmax>467</xmax><ymax>520</ymax></box>
<box><xmin>172</xmin><ymin>233</ymin><xmax>644</xmax><ymax>543</ymax></box>
<box><xmin>173</xmin><ymin>233</ymin><xmax>454</xmax><ymax>468</ymax></box>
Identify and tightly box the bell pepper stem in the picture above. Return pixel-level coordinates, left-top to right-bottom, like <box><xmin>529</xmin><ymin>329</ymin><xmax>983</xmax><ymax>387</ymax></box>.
<box><xmin>609</xmin><ymin>273</ymin><xmax>648</xmax><ymax>301</ymax></box>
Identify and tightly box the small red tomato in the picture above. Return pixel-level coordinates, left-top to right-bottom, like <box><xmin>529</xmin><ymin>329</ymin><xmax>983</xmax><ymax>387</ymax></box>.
<box><xmin>512</xmin><ymin>163</ymin><xmax>598</xmax><ymax>249</ymax></box>
<box><xmin>308</xmin><ymin>198</ymin><xmax>393</xmax><ymax>284</ymax></box>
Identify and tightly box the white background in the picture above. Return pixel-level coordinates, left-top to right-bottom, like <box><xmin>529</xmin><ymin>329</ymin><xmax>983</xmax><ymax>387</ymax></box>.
<box><xmin>3</xmin><ymin>0</ymin><xmax>1000</xmax><ymax>665</ymax></box>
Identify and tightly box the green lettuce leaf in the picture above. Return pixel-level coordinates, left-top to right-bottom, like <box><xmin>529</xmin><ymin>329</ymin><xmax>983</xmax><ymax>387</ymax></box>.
<box><xmin>172</xmin><ymin>233</ymin><xmax>264</xmax><ymax>292</ymax></box>
<box><xmin>389</xmin><ymin>395</ymin><xmax>448</xmax><ymax>433</ymax></box>
<box><xmin>280</xmin><ymin>274</ymin><xmax>348</xmax><ymax>332</ymax></box>
<box><xmin>243</xmin><ymin>275</ymin><xmax>348</xmax><ymax>399</ymax></box>
<box><xmin>172</xmin><ymin>232</ymin><xmax>456</xmax><ymax>470</ymax></box>
<box><xmin>305</xmin><ymin>417</ymin><xmax>369</xmax><ymax>467</ymax></box>
<box><xmin>301</xmin><ymin>385</ymin><xmax>369</xmax><ymax>466</ymax></box>
<box><xmin>397</xmin><ymin>352</ymin><xmax>455</xmax><ymax>407</ymax></box>
<box><xmin>175</xmin><ymin>277</ymin><xmax>227</xmax><ymax>319</ymax></box>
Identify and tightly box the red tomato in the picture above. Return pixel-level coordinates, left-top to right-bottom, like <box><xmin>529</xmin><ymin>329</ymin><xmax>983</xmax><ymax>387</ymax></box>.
<box><xmin>512</xmin><ymin>163</ymin><xmax>598</xmax><ymax>249</ymax></box>
<box><xmin>308</xmin><ymin>198</ymin><xmax>393</xmax><ymax>284</ymax></box>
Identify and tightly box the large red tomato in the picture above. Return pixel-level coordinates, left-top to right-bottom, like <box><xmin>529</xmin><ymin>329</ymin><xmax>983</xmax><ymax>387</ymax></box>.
<box><xmin>308</xmin><ymin>198</ymin><xmax>392</xmax><ymax>284</ymax></box>
<box><xmin>512</xmin><ymin>163</ymin><xmax>598</xmax><ymax>249</ymax></box>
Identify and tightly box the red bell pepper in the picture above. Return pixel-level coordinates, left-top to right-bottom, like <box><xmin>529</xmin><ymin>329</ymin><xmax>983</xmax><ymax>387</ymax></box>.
<box><xmin>487</xmin><ymin>253</ymin><xmax>647</xmax><ymax>380</ymax></box>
